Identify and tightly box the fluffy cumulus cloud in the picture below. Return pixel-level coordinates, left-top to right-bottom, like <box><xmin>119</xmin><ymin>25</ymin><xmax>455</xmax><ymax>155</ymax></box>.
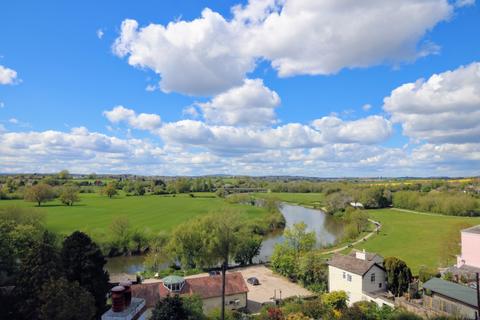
<box><xmin>384</xmin><ymin>62</ymin><xmax>480</xmax><ymax>143</ymax></box>
<box><xmin>0</xmin><ymin>65</ymin><xmax>18</xmax><ymax>85</ymax></box>
<box><xmin>113</xmin><ymin>11</ymin><xmax>254</xmax><ymax>96</ymax></box>
<box><xmin>195</xmin><ymin>79</ymin><xmax>280</xmax><ymax>126</ymax></box>
<box><xmin>103</xmin><ymin>105</ymin><xmax>161</xmax><ymax>131</ymax></box>
<box><xmin>113</xmin><ymin>0</ymin><xmax>454</xmax><ymax>95</ymax></box>
<box><xmin>158</xmin><ymin>115</ymin><xmax>392</xmax><ymax>154</ymax></box>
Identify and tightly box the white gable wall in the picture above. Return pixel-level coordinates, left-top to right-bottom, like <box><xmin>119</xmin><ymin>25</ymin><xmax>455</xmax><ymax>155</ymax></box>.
<box><xmin>328</xmin><ymin>264</ymin><xmax>388</xmax><ymax>306</ymax></box>
<box><xmin>328</xmin><ymin>265</ymin><xmax>364</xmax><ymax>305</ymax></box>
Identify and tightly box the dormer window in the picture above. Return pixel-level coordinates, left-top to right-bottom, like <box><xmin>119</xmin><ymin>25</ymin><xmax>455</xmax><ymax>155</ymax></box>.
<box><xmin>371</xmin><ymin>273</ymin><xmax>375</xmax><ymax>283</ymax></box>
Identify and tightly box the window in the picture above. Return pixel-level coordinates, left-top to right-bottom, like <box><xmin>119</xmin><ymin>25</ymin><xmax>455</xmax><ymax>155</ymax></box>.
<box><xmin>379</xmin><ymin>283</ymin><xmax>382</xmax><ymax>288</ymax></box>
<box><xmin>371</xmin><ymin>273</ymin><xmax>375</xmax><ymax>283</ymax></box>
<box><xmin>343</xmin><ymin>272</ymin><xmax>346</xmax><ymax>279</ymax></box>
<box><xmin>347</xmin><ymin>274</ymin><xmax>352</xmax><ymax>282</ymax></box>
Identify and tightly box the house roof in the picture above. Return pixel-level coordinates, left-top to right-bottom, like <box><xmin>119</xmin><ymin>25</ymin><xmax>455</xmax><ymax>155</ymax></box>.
<box><xmin>131</xmin><ymin>272</ymin><xmax>248</xmax><ymax>307</ymax></box>
<box><xmin>462</xmin><ymin>225</ymin><xmax>480</xmax><ymax>234</ymax></box>
<box><xmin>423</xmin><ymin>278</ymin><xmax>478</xmax><ymax>308</ymax></box>
<box><xmin>328</xmin><ymin>252</ymin><xmax>384</xmax><ymax>276</ymax></box>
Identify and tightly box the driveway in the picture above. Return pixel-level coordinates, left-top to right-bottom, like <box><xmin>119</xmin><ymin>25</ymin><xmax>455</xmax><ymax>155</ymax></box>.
<box><xmin>233</xmin><ymin>265</ymin><xmax>313</xmax><ymax>313</ymax></box>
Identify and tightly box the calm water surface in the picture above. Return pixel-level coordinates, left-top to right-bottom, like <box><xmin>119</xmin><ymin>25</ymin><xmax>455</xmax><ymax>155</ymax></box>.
<box><xmin>105</xmin><ymin>203</ymin><xmax>343</xmax><ymax>274</ymax></box>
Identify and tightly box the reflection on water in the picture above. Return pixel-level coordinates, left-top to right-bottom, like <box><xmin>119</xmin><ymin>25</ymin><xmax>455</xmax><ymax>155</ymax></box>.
<box><xmin>255</xmin><ymin>203</ymin><xmax>343</xmax><ymax>262</ymax></box>
<box><xmin>106</xmin><ymin>203</ymin><xmax>343</xmax><ymax>274</ymax></box>
<box><xmin>105</xmin><ymin>255</ymin><xmax>146</xmax><ymax>274</ymax></box>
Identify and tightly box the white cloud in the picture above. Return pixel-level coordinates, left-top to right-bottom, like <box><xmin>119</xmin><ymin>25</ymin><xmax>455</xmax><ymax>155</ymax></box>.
<box><xmin>312</xmin><ymin>115</ymin><xmax>392</xmax><ymax>144</ymax></box>
<box><xmin>103</xmin><ymin>105</ymin><xmax>161</xmax><ymax>131</ymax></box>
<box><xmin>113</xmin><ymin>0</ymin><xmax>454</xmax><ymax>95</ymax></box>
<box><xmin>8</xmin><ymin>118</ymin><xmax>19</xmax><ymax>124</ymax></box>
<box><xmin>0</xmin><ymin>101</ymin><xmax>4</xmax><ymax>108</ymax></box>
<box><xmin>113</xmin><ymin>12</ymin><xmax>255</xmax><ymax>96</ymax></box>
<box><xmin>96</xmin><ymin>29</ymin><xmax>104</xmax><ymax>39</ymax></box>
<box><xmin>159</xmin><ymin>115</ymin><xmax>391</xmax><ymax>155</ymax></box>
<box><xmin>384</xmin><ymin>62</ymin><xmax>480</xmax><ymax>143</ymax></box>
<box><xmin>455</xmin><ymin>0</ymin><xmax>475</xmax><ymax>7</ymax></box>
<box><xmin>0</xmin><ymin>65</ymin><xmax>18</xmax><ymax>85</ymax></box>
<box><xmin>362</xmin><ymin>104</ymin><xmax>372</xmax><ymax>111</ymax></box>
<box><xmin>196</xmin><ymin>78</ymin><xmax>280</xmax><ymax>126</ymax></box>
<box><xmin>145</xmin><ymin>84</ymin><xmax>157</xmax><ymax>92</ymax></box>
<box><xmin>241</xmin><ymin>0</ymin><xmax>453</xmax><ymax>77</ymax></box>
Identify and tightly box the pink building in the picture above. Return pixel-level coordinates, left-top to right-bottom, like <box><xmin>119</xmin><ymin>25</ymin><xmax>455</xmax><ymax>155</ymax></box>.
<box><xmin>456</xmin><ymin>225</ymin><xmax>480</xmax><ymax>270</ymax></box>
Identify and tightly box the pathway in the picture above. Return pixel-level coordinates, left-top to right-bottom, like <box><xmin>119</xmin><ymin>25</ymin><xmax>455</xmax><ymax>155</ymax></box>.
<box><xmin>322</xmin><ymin>218</ymin><xmax>382</xmax><ymax>255</ymax></box>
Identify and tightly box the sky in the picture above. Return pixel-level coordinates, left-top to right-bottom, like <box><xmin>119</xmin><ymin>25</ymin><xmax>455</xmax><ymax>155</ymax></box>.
<box><xmin>0</xmin><ymin>0</ymin><xmax>479</xmax><ymax>177</ymax></box>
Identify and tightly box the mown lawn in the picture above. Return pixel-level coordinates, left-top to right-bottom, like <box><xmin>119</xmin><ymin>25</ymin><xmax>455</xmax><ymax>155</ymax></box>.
<box><xmin>352</xmin><ymin>208</ymin><xmax>480</xmax><ymax>274</ymax></box>
<box><xmin>254</xmin><ymin>192</ymin><xmax>324</xmax><ymax>207</ymax></box>
<box><xmin>0</xmin><ymin>193</ymin><xmax>268</xmax><ymax>237</ymax></box>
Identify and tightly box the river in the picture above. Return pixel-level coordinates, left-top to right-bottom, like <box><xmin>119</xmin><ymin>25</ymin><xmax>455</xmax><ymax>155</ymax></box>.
<box><xmin>105</xmin><ymin>203</ymin><xmax>344</xmax><ymax>274</ymax></box>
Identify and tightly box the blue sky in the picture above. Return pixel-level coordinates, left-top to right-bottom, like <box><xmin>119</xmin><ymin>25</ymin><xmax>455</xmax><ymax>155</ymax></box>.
<box><xmin>0</xmin><ymin>0</ymin><xmax>479</xmax><ymax>176</ymax></box>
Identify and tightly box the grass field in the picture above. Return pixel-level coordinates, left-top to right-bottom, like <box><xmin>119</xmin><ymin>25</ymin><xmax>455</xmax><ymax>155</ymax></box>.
<box><xmin>254</xmin><ymin>192</ymin><xmax>324</xmax><ymax>207</ymax></box>
<box><xmin>0</xmin><ymin>193</ymin><xmax>268</xmax><ymax>237</ymax></box>
<box><xmin>351</xmin><ymin>208</ymin><xmax>480</xmax><ymax>274</ymax></box>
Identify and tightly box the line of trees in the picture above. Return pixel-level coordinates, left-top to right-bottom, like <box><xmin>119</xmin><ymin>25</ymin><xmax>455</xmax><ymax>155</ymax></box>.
<box><xmin>0</xmin><ymin>207</ymin><xmax>109</xmax><ymax>320</ymax></box>
<box><xmin>392</xmin><ymin>190</ymin><xmax>479</xmax><ymax>216</ymax></box>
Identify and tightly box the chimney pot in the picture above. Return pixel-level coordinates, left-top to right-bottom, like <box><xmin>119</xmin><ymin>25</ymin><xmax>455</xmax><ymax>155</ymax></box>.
<box><xmin>111</xmin><ymin>285</ymin><xmax>126</xmax><ymax>312</ymax></box>
<box><xmin>120</xmin><ymin>281</ymin><xmax>132</xmax><ymax>307</ymax></box>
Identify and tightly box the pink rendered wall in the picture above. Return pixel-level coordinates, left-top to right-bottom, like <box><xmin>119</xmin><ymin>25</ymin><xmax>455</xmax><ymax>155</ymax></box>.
<box><xmin>458</xmin><ymin>232</ymin><xmax>480</xmax><ymax>268</ymax></box>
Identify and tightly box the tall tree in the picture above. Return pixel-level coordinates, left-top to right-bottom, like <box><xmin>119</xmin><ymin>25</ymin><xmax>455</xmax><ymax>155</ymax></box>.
<box><xmin>16</xmin><ymin>231</ymin><xmax>63</xmax><ymax>319</ymax></box>
<box><xmin>24</xmin><ymin>183</ymin><xmax>55</xmax><ymax>206</ymax></box>
<box><xmin>234</xmin><ymin>233</ymin><xmax>262</xmax><ymax>265</ymax></box>
<box><xmin>61</xmin><ymin>231</ymin><xmax>110</xmax><ymax>317</ymax></box>
<box><xmin>201</xmin><ymin>211</ymin><xmax>242</xmax><ymax>320</ymax></box>
<box><xmin>39</xmin><ymin>278</ymin><xmax>95</xmax><ymax>320</ymax></box>
<box><xmin>384</xmin><ymin>257</ymin><xmax>412</xmax><ymax>297</ymax></box>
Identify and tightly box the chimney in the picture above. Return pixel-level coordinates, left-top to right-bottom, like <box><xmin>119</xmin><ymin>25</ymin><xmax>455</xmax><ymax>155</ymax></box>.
<box><xmin>111</xmin><ymin>286</ymin><xmax>126</xmax><ymax>312</ymax></box>
<box><xmin>356</xmin><ymin>249</ymin><xmax>367</xmax><ymax>261</ymax></box>
<box><xmin>120</xmin><ymin>281</ymin><xmax>132</xmax><ymax>307</ymax></box>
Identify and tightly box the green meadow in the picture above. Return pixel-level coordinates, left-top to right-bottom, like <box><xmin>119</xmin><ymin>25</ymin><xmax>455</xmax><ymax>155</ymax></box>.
<box><xmin>352</xmin><ymin>208</ymin><xmax>480</xmax><ymax>273</ymax></box>
<box><xmin>255</xmin><ymin>192</ymin><xmax>325</xmax><ymax>207</ymax></box>
<box><xmin>0</xmin><ymin>192</ymin><xmax>268</xmax><ymax>237</ymax></box>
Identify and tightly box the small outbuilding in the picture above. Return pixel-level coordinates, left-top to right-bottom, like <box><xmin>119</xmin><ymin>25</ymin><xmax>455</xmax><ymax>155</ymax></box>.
<box><xmin>422</xmin><ymin>277</ymin><xmax>479</xmax><ymax>320</ymax></box>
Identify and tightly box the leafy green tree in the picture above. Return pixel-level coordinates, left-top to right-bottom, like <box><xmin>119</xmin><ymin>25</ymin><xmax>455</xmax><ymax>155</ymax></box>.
<box><xmin>59</xmin><ymin>185</ymin><xmax>80</xmax><ymax>206</ymax></box>
<box><xmin>16</xmin><ymin>231</ymin><xmax>63</xmax><ymax>319</ymax></box>
<box><xmin>284</xmin><ymin>222</ymin><xmax>316</xmax><ymax>256</ymax></box>
<box><xmin>234</xmin><ymin>233</ymin><xmax>262</xmax><ymax>265</ymax></box>
<box><xmin>102</xmin><ymin>182</ymin><xmax>118</xmax><ymax>198</ymax></box>
<box><xmin>345</xmin><ymin>208</ymin><xmax>369</xmax><ymax>234</ymax></box>
<box><xmin>39</xmin><ymin>278</ymin><xmax>95</xmax><ymax>320</ymax></box>
<box><xmin>297</xmin><ymin>251</ymin><xmax>328</xmax><ymax>292</ymax></box>
<box><xmin>109</xmin><ymin>216</ymin><xmax>132</xmax><ymax>254</ymax></box>
<box><xmin>24</xmin><ymin>183</ymin><xmax>55</xmax><ymax>206</ymax></box>
<box><xmin>61</xmin><ymin>231</ymin><xmax>110</xmax><ymax>317</ymax></box>
<box><xmin>384</xmin><ymin>257</ymin><xmax>412</xmax><ymax>296</ymax></box>
<box><xmin>150</xmin><ymin>295</ymin><xmax>189</xmax><ymax>320</ymax></box>
<box><xmin>182</xmin><ymin>295</ymin><xmax>205</xmax><ymax>320</ymax></box>
<box><xmin>167</xmin><ymin>220</ymin><xmax>206</xmax><ymax>269</ymax></box>
<box><xmin>145</xmin><ymin>233</ymin><xmax>169</xmax><ymax>272</ymax></box>
<box><xmin>57</xmin><ymin>169</ymin><xmax>71</xmax><ymax>180</ymax></box>
<box><xmin>270</xmin><ymin>244</ymin><xmax>297</xmax><ymax>279</ymax></box>
<box><xmin>200</xmin><ymin>211</ymin><xmax>242</xmax><ymax>320</ymax></box>
<box><xmin>134</xmin><ymin>181</ymin><xmax>146</xmax><ymax>196</ymax></box>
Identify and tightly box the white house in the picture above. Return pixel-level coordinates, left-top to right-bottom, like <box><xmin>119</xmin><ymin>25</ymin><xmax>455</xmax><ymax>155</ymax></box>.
<box><xmin>328</xmin><ymin>250</ymin><xmax>393</xmax><ymax>307</ymax></box>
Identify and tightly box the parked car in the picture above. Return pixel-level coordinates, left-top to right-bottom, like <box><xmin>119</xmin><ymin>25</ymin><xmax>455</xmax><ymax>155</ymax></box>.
<box><xmin>247</xmin><ymin>277</ymin><xmax>260</xmax><ymax>285</ymax></box>
<box><xmin>209</xmin><ymin>270</ymin><xmax>221</xmax><ymax>276</ymax></box>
